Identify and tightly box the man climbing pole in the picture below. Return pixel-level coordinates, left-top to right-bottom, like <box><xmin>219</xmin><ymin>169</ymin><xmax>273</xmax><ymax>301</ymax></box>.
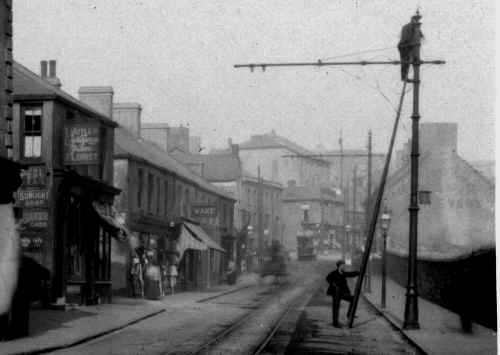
<box><xmin>398</xmin><ymin>11</ymin><xmax>424</xmax><ymax>81</ymax></box>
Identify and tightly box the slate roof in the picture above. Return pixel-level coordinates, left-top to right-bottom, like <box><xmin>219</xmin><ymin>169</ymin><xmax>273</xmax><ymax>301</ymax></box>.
<box><xmin>114</xmin><ymin>128</ymin><xmax>235</xmax><ymax>201</ymax></box>
<box><xmin>170</xmin><ymin>151</ymin><xmax>241</xmax><ymax>182</ymax></box>
<box><xmin>12</xmin><ymin>61</ymin><xmax>116</xmax><ymax>127</ymax></box>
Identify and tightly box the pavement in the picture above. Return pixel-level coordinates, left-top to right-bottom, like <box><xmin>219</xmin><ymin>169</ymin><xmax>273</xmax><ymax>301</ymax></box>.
<box><xmin>362</xmin><ymin>273</ymin><xmax>497</xmax><ymax>355</ymax></box>
<box><xmin>0</xmin><ymin>273</ymin><xmax>260</xmax><ymax>355</ymax></box>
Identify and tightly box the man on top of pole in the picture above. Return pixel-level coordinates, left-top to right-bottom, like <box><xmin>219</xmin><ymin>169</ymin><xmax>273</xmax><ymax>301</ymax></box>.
<box><xmin>398</xmin><ymin>11</ymin><xmax>424</xmax><ymax>81</ymax></box>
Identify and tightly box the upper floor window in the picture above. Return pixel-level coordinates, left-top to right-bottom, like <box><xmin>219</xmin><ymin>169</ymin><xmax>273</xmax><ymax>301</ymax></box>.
<box><xmin>23</xmin><ymin>106</ymin><xmax>42</xmax><ymax>158</ymax></box>
<box><xmin>148</xmin><ymin>173</ymin><xmax>154</xmax><ymax>212</ymax></box>
<box><xmin>164</xmin><ymin>180</ymin><xmax>169</xmax><ymax>216</ymax></box>
<box><xmin>137</xmin><ymin>169</ymin><xmax>144</xmax><ymax>208</ymax></box>
<box><xmin>156</xmin><ymin>177</ymin><xmax>161</xmax><ymax>214</ymax></box>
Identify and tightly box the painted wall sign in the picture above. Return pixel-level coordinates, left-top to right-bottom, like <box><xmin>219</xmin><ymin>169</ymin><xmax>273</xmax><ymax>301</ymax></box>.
<box><xmin>20</xmin><ymin>165</ymin><xmax>47</xmax><ymax>187</ymax></box>
<box><xmin>64</xmin><ymin>124</ymin><xmax>101</xmax><ymax>164</ymax></box>
<box><xmin>15</xmin><ymin>188</ymin><xmax>49</xmax><ymax>207</ymax></box>
<box><xmin>21</xmin><ymin>208</ymin><xmax>49</xmax><ymax>228</ymax></box>
<box><xmin>191</xmin><ymin>204</ymin><xmax>218</xmax><ymax>218</ymax></box>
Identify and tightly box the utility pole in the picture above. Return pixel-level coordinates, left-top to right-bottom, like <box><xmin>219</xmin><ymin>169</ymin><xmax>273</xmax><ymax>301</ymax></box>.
<box><xmin>351</xmin><ymin>165</ymin><xmax>357</xmax><ymax>261</ymax></box>
<box><xmin>339</xmin><ymin>133</ymin><xmax>346</xmax><ymax>260</ymax></box>
<box><xmin>364</xmin><ymin>130</ymin><xmax>373</xmax><ymax>292</ymax></box>
<box><xmin>404</xmin><ymin>12</ymin><xmax>423</xmax><ymax>330</ymax></box>
<box><xmin>257</xmin><ymin>166</ymin><xmax>264</xmax><ymax>269</ymax></box>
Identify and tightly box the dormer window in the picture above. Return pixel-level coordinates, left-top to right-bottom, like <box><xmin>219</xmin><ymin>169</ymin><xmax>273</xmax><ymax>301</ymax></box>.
<box><xmin>23</xmin><ymin>106</ymin><xmax>42</xmax><ymax>158</ymax></box>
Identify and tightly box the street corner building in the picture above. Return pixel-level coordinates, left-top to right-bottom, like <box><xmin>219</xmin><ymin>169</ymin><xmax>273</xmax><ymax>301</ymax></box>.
<box><xmin>105</xmin><ymin>104</ymin><xmax>235</xmax><ymax>296</ymax></box>
<box><xmin>11</xmin><ymin>61</ymin><xmax>127</xmax><ymax>306</ymax></box>
<box><xmin>380</xmin><ymin>122</ymin><xmax>496</xmax><ymax>329</ymax></box>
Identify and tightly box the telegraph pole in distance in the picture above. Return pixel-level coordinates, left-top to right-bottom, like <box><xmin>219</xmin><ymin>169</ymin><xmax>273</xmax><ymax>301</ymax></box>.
<box><xmin>257</xmin><ymin>166</ymin><xmax>264</xmax><ymax>269</ymax></box>
<box><xmin>339</xmin><ymin>133</ymin><xmax>346</xmax><ymax>260</ymax></box>
<box><xmin>364</xmin><ymin>130</ymin><xmax>373</xmax><ymax>292</ymax></box>
<box><xmin>351</xmin><ymin>165</ymin><xmax>357</xmax><ymax>261</ymax></box>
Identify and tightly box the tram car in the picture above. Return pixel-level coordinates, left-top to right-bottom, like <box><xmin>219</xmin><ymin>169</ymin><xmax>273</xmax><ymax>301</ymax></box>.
<box><xmin>260</xmin><ymin>240</ymin><xmax>288</xmax><ymax>282</ymax></box>
<box><xmin>297</xmin><ymin>230</ymin><xmax>317</xmax><ymax>261</ymax></box>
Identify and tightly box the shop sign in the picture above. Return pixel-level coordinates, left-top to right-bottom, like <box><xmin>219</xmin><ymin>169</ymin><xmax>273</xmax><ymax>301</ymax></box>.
<box><xmin>20</xmin><ymin>165</ymin><xmax>47</xmax><ymax>187</ymax></box>
<box><xmin>15</xmin><ymin>188</ymin><xmax>49</xmax><ymax>207</ymax></box>
<box><xmin>191</xmin><ymin>204</ymin><xmax>217</xmax><ymax>218</ymax></box>
<box><xmin>64</xmin><ymin>124</ymin><xmax>101</xmax><ymax>164</ymax></box>
<box><xmin>21</xmin><ymin>208</ymin><xmax>49</xmax><ymax>228</ymax></box>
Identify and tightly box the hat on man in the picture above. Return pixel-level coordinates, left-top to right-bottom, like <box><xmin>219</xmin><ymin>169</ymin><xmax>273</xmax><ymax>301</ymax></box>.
<box><xmin>336</xmin><ymin>259</ymin><xmax>345</xmax><ymax>268</ymax></box>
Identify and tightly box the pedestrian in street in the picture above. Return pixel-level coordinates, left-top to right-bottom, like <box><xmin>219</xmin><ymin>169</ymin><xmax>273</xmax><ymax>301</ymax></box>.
<box><xmin>398</xmin><ymin>12</ymin><xmax>424</xmax><ymax>81</ymax></box>
<box><xmin>326</xmin><ymin>259</ymin><xmax>360</xmax><ymax>328</ymax></box>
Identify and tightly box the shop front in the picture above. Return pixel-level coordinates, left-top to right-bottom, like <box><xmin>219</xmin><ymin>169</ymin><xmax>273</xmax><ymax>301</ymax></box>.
<box><xmin>52</xmin><ymin>171</ymin><xmax>124</xmax><ymax>306</ymax></box>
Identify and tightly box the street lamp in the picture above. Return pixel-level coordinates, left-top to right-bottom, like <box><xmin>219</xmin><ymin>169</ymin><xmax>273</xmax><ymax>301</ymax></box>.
<box><xmin>380</xmin><ymin>207</ymin><xmax>391</xmax><ymax>309</ymax></box>
<box><xmin>345</xmin><ymin>224</ymin><xmax>352</xmax><ymax>264</ymax></box>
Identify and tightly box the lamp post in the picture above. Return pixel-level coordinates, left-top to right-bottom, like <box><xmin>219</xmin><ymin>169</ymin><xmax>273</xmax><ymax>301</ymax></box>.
<box><xmin>345</xmin><ymin>224</ymin><xmax>352</xmax><ymax>264</ymax></box>
<box><xmin>380</xmin><ymin>207</ymin><xmax>391</xmax><ymax>309</ymax></box>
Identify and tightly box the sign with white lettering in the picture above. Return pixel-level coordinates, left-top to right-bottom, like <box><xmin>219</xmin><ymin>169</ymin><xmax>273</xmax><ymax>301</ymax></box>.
<box><xmin>191</xmin><ymin>204</ymin><xmax>217</xmax><ymax>218</ymax></box>
<box><xmin>21</xmin><ymin>208</ymin><xmax>49</xmax><ymax>228</ymax></box>
<box><xmin>20</xmin><ymin>165</ymin><xmax>47</xmax><ymax>187</ymax></box>
<box><xmin>64</xmin><ymin>124</ymin><xmax>101</xmax><ymax>164</ymax></box>
<box><xmin>15</xmin><ymin>188</ymin><xmax>49</xmax><ymax>207</ymax></box>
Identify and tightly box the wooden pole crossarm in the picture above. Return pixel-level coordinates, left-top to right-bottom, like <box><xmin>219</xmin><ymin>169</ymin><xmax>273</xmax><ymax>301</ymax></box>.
<box><xmin>234</xmin><ymin>59</ymin><xmax>445</xmax><ymax>69</ymax></box>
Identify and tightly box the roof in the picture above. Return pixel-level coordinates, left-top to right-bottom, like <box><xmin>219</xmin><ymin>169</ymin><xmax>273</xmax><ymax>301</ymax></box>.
<box><xmin>13</xmin><ymin>61</ymin><xmax>117</xmax><ymax>127</ymax></box>
<box><xmin>238</xmin><ymin>131</ymin><xmax>329</xmax><ymax>164</ymax></box>
<box><xmin>281</xmin><ymin>185</ymin><xmax>341</xmax><ymax>203</ymax></box>
<box><xmin>170</xmin><ymin>151</ymin><xmax>242</xmax><ymax>182</ymax></box>
<box><xmin>317</xmin><ymin>149</ymin><xmax>386</xmax><ymax>157</ymax></box>
<box><xmin>141</xmin><ymin>122</ymin><xmax>170</xmax><ymax>129</ymax></box>
<box><xmin>114</xmin><ymin>127</ymin><xmax>235</xmax><ymax>201</ymax></box>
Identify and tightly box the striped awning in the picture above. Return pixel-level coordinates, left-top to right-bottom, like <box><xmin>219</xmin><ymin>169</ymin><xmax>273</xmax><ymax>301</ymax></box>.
<box><xmin>183</xmin><ymin>222</ymin><xmax>226</xmax><ymax>253</ymax></box>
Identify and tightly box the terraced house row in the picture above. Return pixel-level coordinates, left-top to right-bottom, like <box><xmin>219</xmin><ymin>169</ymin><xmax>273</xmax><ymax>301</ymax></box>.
<box><xmin>11</xmin><ymin>59</ymin><xmax>235</xmax><ymax>306</ymax></box>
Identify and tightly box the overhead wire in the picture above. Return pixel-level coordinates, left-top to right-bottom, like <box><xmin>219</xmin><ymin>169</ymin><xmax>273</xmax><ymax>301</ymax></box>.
<box><xmin>322</xmin><ymin>46</ymin><xmax>396</xmax><ymax>61</ymax></box>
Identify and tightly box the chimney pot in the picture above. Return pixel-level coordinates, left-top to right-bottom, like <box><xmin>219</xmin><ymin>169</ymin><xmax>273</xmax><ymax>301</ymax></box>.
<box><xmin>49</xmin><ymin>60</ymin><xmax>56</xmax><ymax>78</ymax></box>
<box><xmin>40</xmin><ymin>60</ymin><xmax>48</xmax><ymax>78</ymax></box>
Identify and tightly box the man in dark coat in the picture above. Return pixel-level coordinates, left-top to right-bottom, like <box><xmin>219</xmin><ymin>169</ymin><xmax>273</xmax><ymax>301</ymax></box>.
<box><xmin>326</xmin><ymin>259</ymin><xmax>359</xmax><ymax>327</ymax></box>
<box><xmin>398</xmin><ymin>13</ymin><xmax>424</xmax><ymax>81</ymax></box>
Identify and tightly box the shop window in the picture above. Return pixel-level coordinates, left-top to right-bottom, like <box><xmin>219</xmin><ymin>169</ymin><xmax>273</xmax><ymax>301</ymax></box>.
<box><xmin>164</xmin><ymin>180</ymin><xmax>169</xmax><ymax>215</ymax></box>
<box><xmin>22</xmin><ymin>106</ymin><xmax>42</xmax><ymax>158</ymax></box>
<box><xmin>137</xmin><ymin>169</ymin><xmax>143</xmax><ymax>208</ymax></box>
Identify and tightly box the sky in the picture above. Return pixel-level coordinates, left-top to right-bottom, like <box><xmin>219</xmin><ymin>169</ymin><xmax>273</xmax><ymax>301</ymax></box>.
<box><xmin>12</xmin><ymin>0</ymin><xmax>495</xmax><ymax>162</ymax></box>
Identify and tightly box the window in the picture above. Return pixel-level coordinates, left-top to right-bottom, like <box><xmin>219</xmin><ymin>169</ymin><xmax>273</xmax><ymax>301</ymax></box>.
<box><xmin>148</xmin><ymin>173</ymin><xmax>154</xmax><ymax>212</ymax></box>
<box><xmin>137</xmin><ymin>169</ymin><xmax>143</xmax><ymax>208</ymax></box>
<box><xmin>156</xmin><ymin>177</ymin><xmax>161</xmax><ymax>214</ymax></box>
<box><xmin>183</xmin><ymin>188</ymin><xmax>190</xmax><ymax>217</ymax></box>
<box><xmin>23</xmin><ymin>106</ymin><xmax>42</xmax><ymax>158</ymax></box>
<box><xmin>164</xmin><ymin>181</ymin><xmax>169</xmax><ymax>215</ymax></box>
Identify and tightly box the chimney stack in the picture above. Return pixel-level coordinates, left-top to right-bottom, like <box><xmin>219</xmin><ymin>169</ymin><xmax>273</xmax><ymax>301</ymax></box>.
<box><xmin>49</xmin><ymin>60</ymin><xmax>56</xmax><ymax>77</ymax></box>
<box><xmin>40</xmin><ymin>60</ymin><xmax>48</xmax><ymax>78</ymax></box>
<box><xmin>41</xmin><ymin>59</ymin><xmax>61</xmax><ymax>89</ymax></box>
<box><xmin>113</xmin><ymin>103</ymin><xmax>142</xmax><ymax>137</ymax></box>
<box><xmin>78</xmin><ymin>86</ymin><xmax>114</xmax><ymax>119</ymax></box>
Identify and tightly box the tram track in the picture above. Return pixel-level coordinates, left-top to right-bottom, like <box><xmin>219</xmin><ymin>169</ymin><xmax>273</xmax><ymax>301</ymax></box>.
<box><xmin>189</xmin><ymin>262</ymin><xmax>332</xmax><ymax>355</ymax></box>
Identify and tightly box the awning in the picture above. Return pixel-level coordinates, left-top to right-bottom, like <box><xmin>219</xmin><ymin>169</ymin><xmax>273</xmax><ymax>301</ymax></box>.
<box><xmin>92</xmin><ymin>202</ymin><xmax>130</xmax><ymax>242</ymax></box>
<box><xmin>183</xmin><ymin>222</ymin><xmax>226</xmax><ymax>253</ymax></box>
<box><xmin>176</xmin><ymin>224</ymin><xmax>207</xmax><ymax>259</ymax></box>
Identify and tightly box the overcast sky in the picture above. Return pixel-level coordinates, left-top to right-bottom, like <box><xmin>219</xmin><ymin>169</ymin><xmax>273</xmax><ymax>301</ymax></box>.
<box><xmin>13</xmin><ymin>0</ymin><xmax>494</xmax><ymax>162</ymax></box>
